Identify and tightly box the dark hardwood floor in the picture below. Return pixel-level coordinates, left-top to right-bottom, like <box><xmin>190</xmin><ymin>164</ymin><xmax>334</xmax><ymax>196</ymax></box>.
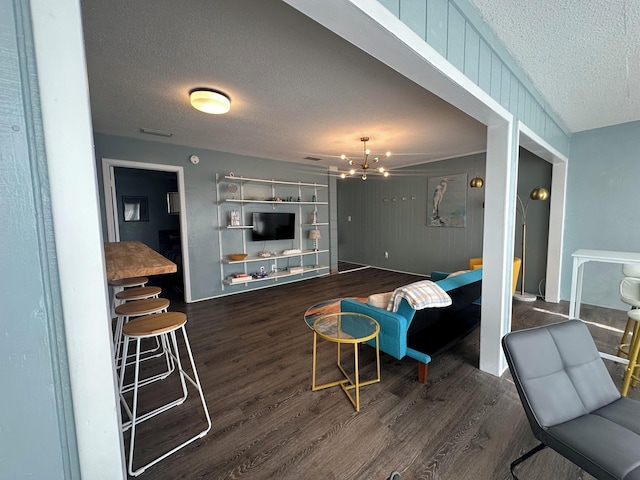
<box><xmin>125</xmin><ymin>269</ymin><xmax>635</xmax><ymax>479</ymax></box>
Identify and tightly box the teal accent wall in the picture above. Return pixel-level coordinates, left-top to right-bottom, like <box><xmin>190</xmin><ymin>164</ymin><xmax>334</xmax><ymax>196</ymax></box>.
<box><xmin>94</xmin><ymin>133</ymin><xmax>331</xmax><ymax>300</ymax></box>
<box><xmin>1</xmin><ymin>0</ymin><xmax>79</xmax><ymax>477</ymax></box>
<box><xmin>561</xmin><ymin>120</ymin><xmax>640</xmax><ymax>309</ymax></box>
<box><xmin>378</xmin><ymin>0</ymin><xmax>571</xmax><ymax>156</ymax></box>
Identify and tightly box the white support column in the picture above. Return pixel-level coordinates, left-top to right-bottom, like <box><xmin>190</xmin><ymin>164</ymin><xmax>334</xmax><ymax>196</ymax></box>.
<box><xmin>544</xmin><ymin>161</ymin><xmax>568</xmax><ymax>303</ymax></box>
<box><xmin>479</xmin><ymin>120</ymin><xmax>518</xmax><ymax>376</ymax></box>
<box><xmin>30</xmin><ymin>0</ymin><xmax>126</xmax><ymax>478</ymax></box>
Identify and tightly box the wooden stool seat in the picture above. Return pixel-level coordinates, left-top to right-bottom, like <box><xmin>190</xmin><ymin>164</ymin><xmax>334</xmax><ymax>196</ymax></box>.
<box><xmin>113</xmin><ymin>297</ymin><xmax>170</xmax><ymax>378</ymax></box>
<box><xmin>116</xmin><ymin>286</ymin><xmax>162</xmax><ymax>301</ymax></box>
<box><xmin>123</xmin><ymin>312</ymin><xmax>187</xmax><ymax>338</ymax></box>
<box><xmin>108</xmin><ymin>276</ymin><xmax>149</xmax><ymax>288</ymax></box>
<box><xmin>115</xmin><ymin>298</ymin><xmax>170</xmax><ymax>317</ymax></box>
<box><xmin>109</xmin><ymin>276</ymin><xmax>150</xmax><ymax>317</ymax></box>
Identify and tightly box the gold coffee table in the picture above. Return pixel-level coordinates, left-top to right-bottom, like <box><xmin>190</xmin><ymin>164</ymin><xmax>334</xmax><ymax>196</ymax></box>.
<box><xmin>310</xmin><ymin>310</ymin><xmax>380</xmax><ymax>411</ymax></box>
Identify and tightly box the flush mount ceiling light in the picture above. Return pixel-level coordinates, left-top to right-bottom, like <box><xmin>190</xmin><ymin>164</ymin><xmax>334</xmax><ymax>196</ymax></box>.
<box><xmin>189</xmin><ymin>88</ymin><xmax>231</xmax><ymax>114</ymax></box>
<box><xmin>339</xmin><ymin>137</ymin><xmax>391</xmax><ymax>180</ymax></box>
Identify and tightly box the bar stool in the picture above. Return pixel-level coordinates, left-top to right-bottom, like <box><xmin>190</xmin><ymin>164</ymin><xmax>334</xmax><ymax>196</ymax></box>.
<box><xmin>113</xmin><ymin>297</ymin><xmax>171</xmax><ymax>387</ymax></box>
<box><xmin>115</xmin><ymin>285</ymin><xmax>162</xmax><ymax>303</ymax></box>
<box><xmin>621</xmin><ymin>309</ymin><xmax>640</xmax><ymax>396</ymax></box>
<box><xmin>617</xmin><ymin>265</ymin><xmax>640</xmax><ymax>358</ymax></box>
<box><xmin>119</xmin><ymin>312</ymin><xmax>211</xmax><ymax>477</ymax></box>
<box><xmin>108</xmin><ymin>276</ymin><xmax>149</xmax><ymax>316</ymax></box>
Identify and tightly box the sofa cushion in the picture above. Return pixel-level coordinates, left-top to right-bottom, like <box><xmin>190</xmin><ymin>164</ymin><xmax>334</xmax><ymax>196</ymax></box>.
<box><xmin>446</xmin><ymin>269</ymin><xmax>471</xmax><ymax>278</ymax></box>
<box><xmin>367</xmin><ymin>292</ymin><xmax>393</xmax><ymax>309</ymax></box>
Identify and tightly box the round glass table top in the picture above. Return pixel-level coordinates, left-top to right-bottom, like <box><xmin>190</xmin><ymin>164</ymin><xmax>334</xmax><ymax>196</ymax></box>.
<box><xmin>304</xmin><ymin>298</ymin><xmax>343</xmax><ymax>329</ymax></box>
<box><xmin>312</xmin><ymin>312</ymin><xmax>379</xmax><ymax>344</ymax></box>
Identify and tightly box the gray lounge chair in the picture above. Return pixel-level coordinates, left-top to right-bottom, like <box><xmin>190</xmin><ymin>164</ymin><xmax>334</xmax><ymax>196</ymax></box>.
<box><xmin>502</xmin><ymin>319</ymin><xmax>640</xmax><ymax>480</ymax></box>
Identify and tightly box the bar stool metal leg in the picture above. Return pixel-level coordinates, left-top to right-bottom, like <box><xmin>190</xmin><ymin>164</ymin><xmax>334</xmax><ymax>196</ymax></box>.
<box><xmin>120</xmin><ymin>312</ymin><xmax>211</xmax><ymax>477</ymax></box>
<box><xmin>113</xmin><ymin>298</ymin><xmax>171</xmax><ymax>389</ymax></box>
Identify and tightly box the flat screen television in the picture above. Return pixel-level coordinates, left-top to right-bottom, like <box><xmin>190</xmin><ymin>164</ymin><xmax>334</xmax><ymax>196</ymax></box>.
<box><xmin>252</xmin><ymin>212</ymin><xmax>295</xmax><ymax>241</ymax></box>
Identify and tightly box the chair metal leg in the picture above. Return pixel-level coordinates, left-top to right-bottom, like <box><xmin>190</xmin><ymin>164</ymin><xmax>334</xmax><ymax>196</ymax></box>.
<box><xmin>510</xmin><ymin>443</ymin><xmax>546</xmax><ymax>479</ymax></box>
<box><xmin>622</xmin><ymin>321</ymin><xmax>640</xmax><ymax>396</ymax></box>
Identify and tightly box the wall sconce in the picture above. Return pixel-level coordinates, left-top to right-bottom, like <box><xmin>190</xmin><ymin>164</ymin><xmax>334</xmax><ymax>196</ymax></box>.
<box><xmin>470</xmin><ymin>176</ymin><xmax>484</xmax><ymax>188</ymax></box>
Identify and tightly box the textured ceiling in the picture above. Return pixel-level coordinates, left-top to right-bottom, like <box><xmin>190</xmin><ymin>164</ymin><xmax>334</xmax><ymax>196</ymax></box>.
<box><xmin>81</xmin><ymin>0</ymin><xmax>638</xmax><ymax>170</ymax></box>
<box><xmin>469</xmin><ymin>0</ymin><xmax>640</xmax><ymax>132</ymax></box>
<box><xmin>80</xmin><ymin>0</ymin><xmax>486</xmax><ymax>171</ymax></box>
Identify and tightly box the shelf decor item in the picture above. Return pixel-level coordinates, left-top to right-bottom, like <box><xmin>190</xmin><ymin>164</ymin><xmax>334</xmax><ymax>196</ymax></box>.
<box><xmin>228</xmin><ymin>253</ymin><xmax>248</xmax><ymax>261</ymax></box>
<box><xmin>230</xmin><ymin>210</ymin><xmax>240</xmax><ymax>226</ymax></box>
<box><xmin>309</xmin><ymin>229</ymin><xmax>321</xmax><ymax>251</ymax></box>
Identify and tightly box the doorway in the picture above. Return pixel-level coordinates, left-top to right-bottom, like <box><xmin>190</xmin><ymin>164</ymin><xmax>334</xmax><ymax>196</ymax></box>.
<box><xmin>102</xmin><ymin>158</ymin><xmax>192</xmax><ymax>302</ymax></box>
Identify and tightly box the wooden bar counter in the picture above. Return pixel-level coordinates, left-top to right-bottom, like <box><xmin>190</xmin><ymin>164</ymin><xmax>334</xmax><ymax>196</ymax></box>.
<box><xmin>104</xmin><ymin>241</ymin><xmax>177</xmax><ymax>281</ymax></box>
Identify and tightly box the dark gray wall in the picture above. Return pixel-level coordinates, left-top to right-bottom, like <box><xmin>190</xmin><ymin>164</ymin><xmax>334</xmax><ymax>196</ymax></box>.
<box><xmin>337</xmin><ymin>149</ymin><xmax>552</xmax><ymax>286</ymax></box>
<box><xmin>337</xmin><ymin>153</ymin><xmax>486</xmax><ymax>274</ymax></box>
<box><xmin>114</xmin><ymin>167</ymin><xmax>179</xmax><ymax>251</ymax></box>
<box><xmin>515</xmin><ymin>148</ymin><xmax>552</xmax><ymax>296</ymax></box>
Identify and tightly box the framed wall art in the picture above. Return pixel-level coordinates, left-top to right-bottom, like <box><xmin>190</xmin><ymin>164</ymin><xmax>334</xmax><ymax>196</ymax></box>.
<box><xmin>427</xmin><ymin>173</ymin><xmax>467</xmax><ymax>227</ymax></box>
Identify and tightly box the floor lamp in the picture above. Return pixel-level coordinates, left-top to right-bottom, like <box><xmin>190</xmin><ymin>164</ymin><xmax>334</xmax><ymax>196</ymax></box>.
<box><xmin>514</xmin><ymin>186</ymin><xmax>549</xmax><ymax>302</ymax></box>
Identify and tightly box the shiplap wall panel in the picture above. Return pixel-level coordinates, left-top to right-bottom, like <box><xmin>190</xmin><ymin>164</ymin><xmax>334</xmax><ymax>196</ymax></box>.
<box><xmin>400</xmin><ymin>0</ymin><xmax>427</xmax><ymax>40</ymax></box>
<box><xmin>376</xmin><ymin>0</ymin><xmax>571</xmax><ymax>155</ymax></box>
<box><xmin>490</xmin><ymin>52</ymin><xmax>501</xmax><ymax>99</ymax></box>
<box><xmin>464</xmin><ymin>25</ymin><xmax>480</xmax><ymax>84</ymax></box>
<box><xmin>500</xmin><ymin>65</ymin><xmax>511</xmax><ymax>108</ymax></box>
<box><xmin>447</xmin><ymin>5</ymin><xmax>466</xmax><ymax>72</ymax></box>
<box><xmin>478</xmin><ymin>40</ymin><xmax>492</xmax><ymax>92</ymax></box>
<box><xmin>337</xmin><ymin>154</ymin><xmax>486</xmax><ymax>274</ymax></box>
<box><xmin>379</xmin><ymin>0</ymin><xmax>400</xmax><ymax>16</ymax></box>
<box><xmin>427</xmin><ymin>0</ymin><xmax>449</xmax><ymax>57</ymax></box>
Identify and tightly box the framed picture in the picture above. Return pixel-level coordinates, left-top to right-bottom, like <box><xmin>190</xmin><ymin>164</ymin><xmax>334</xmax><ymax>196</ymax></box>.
<box><xmin>167</xmin><ymin>192</ymin><xmax>180</xmax><ymax>215</ymax></box>
<box><xmin>427</xmin><ymin>173</ymin><xmax>467</xmax><ymax>227</ymax></box>
<box><xmin>122</xmin><ymin>196</ymin><xmax>149</xmax><ymax>222</ymax></box>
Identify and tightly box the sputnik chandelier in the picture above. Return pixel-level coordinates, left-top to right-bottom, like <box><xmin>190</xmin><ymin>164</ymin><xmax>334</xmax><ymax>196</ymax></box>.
<box><xmin>340</xmin><ymin>137</ymin><xmax>391</xmax><ymax>180</ymax></box>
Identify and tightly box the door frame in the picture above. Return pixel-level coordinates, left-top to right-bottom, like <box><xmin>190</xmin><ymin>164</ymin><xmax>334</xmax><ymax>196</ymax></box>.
<box><xmin>101</xmin><ymin>158</ymin><xmax>193</xmax><ymax>302</ymax></box>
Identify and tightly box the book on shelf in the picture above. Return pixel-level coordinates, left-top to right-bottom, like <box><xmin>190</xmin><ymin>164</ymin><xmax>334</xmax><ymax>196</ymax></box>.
<box><xmin>229</xmin><ymin>273</ymin><xmax>250</xmax><ymax>283</ymax></box>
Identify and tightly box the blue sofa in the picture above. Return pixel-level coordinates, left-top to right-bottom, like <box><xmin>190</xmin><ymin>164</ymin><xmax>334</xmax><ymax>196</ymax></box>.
<box><xmin>340</xmin><ymin>268</ymin><xmax>482</xmax><ymax>383</ymax></box>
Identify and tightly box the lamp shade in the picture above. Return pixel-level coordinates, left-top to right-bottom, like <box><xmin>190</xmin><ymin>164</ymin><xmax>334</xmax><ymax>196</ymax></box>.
<box><xmin>470</xmin><ymin>177</ymin><xmax>484</xmax><ymax>188</ymax></box>
<box><xmin>190</xmin><ymin>89</ymin><xmax>231</xmax><ymax>114</ymax></box>
<box><xmin>309</xmin><ymin>229</ymin><xmax>321</xmax><ymax>240</ymax></box>
<box><xmin>530</xmin><ymin>186</ymin><xmax>549</xmax><ymax>201</ymax></box>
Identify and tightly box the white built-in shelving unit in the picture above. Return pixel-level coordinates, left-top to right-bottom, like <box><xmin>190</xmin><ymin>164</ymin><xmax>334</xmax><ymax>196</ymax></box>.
<box><xmin>216</xmin><ymin>174</ymin><xmax>329</xmax><ymax>289</ymax></box>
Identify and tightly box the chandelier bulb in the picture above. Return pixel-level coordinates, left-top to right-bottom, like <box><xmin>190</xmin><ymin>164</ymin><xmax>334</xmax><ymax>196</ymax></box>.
<box><xmin>340</xmin><ymin>173</ymin><xmax>346</xmax><ymax>179</ymax></box>
<box><xmin>340</xmin><ymin>136</ymin><xmax>390</xmax><ymax>179</ymax></box>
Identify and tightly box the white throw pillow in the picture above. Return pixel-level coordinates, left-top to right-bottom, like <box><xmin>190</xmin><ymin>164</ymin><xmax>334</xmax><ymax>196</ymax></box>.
<box><xmin>447</xmin><ymin>270</ymin><xmax>470</xmax><ymax>278</ymax></box>
<box><xmin>367</xmin><ymin>292</ymin><xmax>393</xmax><ymax>309</ymax></box>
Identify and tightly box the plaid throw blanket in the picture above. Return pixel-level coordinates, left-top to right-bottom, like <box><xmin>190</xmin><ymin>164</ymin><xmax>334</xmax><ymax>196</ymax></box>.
<box><xmin>387</xmin><ymin>280</ymin><xmax>452</xmax><ymax>312</ymax></box>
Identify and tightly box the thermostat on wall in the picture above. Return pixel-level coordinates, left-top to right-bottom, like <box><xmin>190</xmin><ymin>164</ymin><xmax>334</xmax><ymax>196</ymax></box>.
<box><xmin>189</xmin><ymin>154</ymin><xmax>200</xmax><ymax>165</ymax></box>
